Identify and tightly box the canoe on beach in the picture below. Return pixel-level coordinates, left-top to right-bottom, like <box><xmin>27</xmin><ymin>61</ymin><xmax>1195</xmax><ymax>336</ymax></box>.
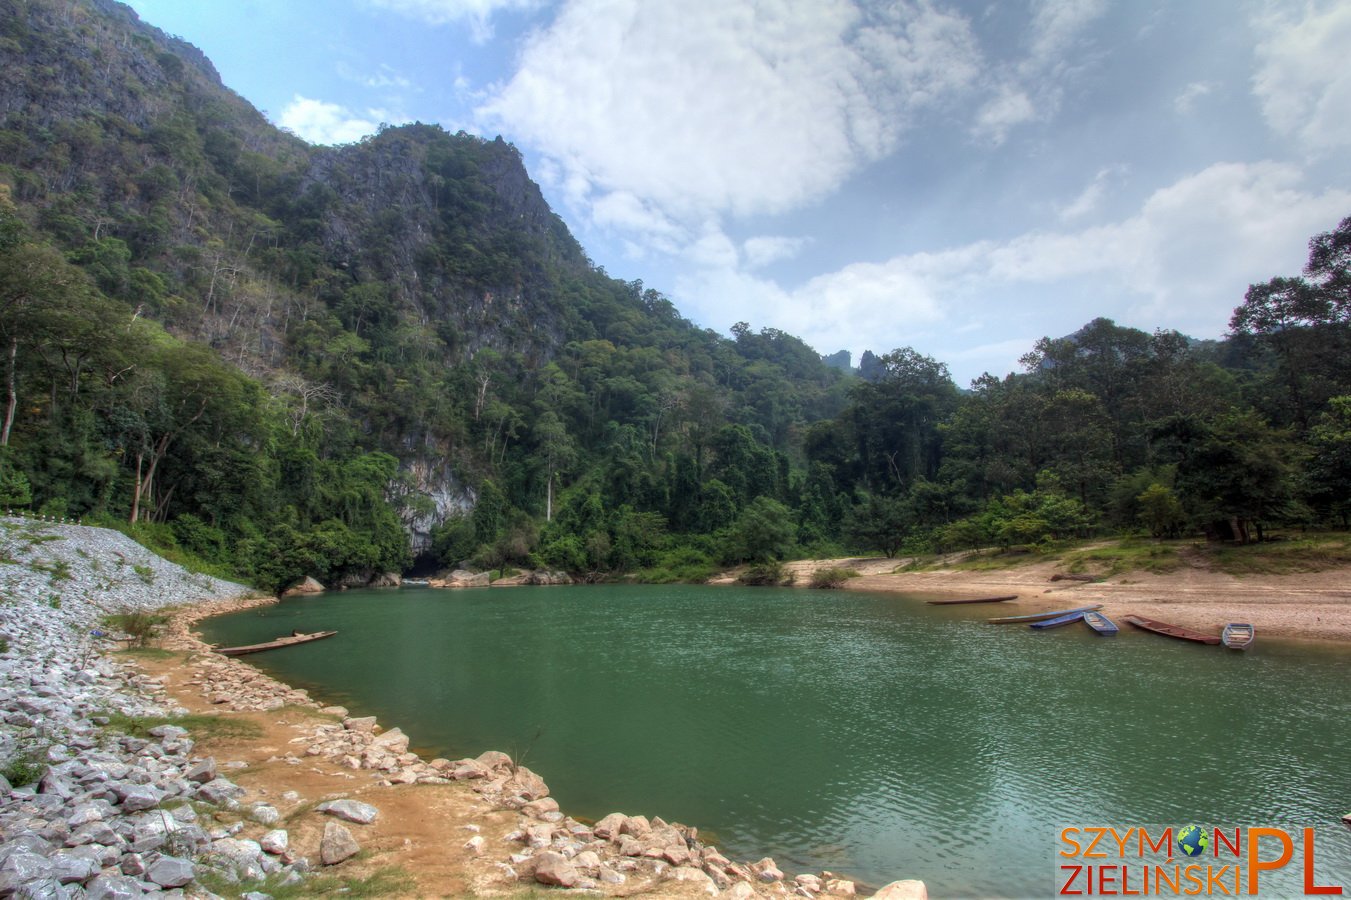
<box><xmin>1120</xmin><ymin>615</ymin><xmax>1220</xmax><ymax>645</ymax></box>
<box><xmin>988</xmin><ymin>604</ymin><xmax>1103</xmax><ymax>624</ymax></box>
<box><xmin>925</xmin><ymin>594</ymin><xmax>1019</xmax><ymax>605</ymax></box>
<box><xmin>214</xmin><ymin>630</ymin><xmax>338</xmax><ymax>656</ymax></box>
<box><xmin>1083</xmin><ymin>611</ymin><xmax>1119</xmax><ymax>635</ymax></box>
<box><xmin>1221</xmin><ymin>623</ymin><xmax>1255</xmax><ymax>649</ymax></box>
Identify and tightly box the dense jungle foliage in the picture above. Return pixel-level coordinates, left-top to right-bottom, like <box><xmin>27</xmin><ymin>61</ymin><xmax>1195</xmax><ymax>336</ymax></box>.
<box><xmin>0</xmin><ymin>0</ymin><xmax>1348</xmax><ymax>591</ymax></box>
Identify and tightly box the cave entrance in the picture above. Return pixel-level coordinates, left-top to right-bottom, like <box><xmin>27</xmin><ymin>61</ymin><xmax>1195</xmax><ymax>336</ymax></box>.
<box><xmin>405</xmin><ymin>551</ymin><xmax>441</xmax><ymax>578</ymax></box>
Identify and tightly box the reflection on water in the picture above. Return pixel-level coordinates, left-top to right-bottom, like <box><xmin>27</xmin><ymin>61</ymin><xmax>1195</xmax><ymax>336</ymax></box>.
<box><xmin>199</xmin><ymin>586</ymin><xmax>1351</xmax><ymax>898</ymax></box>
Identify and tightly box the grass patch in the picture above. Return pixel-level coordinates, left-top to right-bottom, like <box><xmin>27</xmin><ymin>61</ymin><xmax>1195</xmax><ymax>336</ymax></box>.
<box><xmin>1059</xmin><ymin>539</ymin><xmax>1183</xmax><ymax>578</ymax></box>
<box><xmin>809</xmin><ymin>566</ymin><xmax>860</xmax><ymax>589</ymax></box>
<box><xmin>1206</xmin><ymin>534</ymin><xmax>1351</xmax><ymax>575</ymax></box>
<box><xmin>194</xmin><ymin>866</ymin><xmax>415</xmax><ymax>899</ymax></box>
<box><xmin>102</xmin><ymin>712</ymin><xmax>263</xmax><ymax>742</ymax></box>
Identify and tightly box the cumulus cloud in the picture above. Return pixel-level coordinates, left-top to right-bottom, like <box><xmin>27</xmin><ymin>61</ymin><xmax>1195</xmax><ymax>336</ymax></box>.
<box><xmin>478</xmin><ymin>0</ymin><xmax>983</xmax><ymax>232</ymax></box>
<box><xmin>366</xmin><ymin>0</ymin><xmax>543</xmax><ymax>40</ymax></box>
<box><xmin>743</xmin><ymin>236</ymin><xmax>809</xmax><ymax>270</ymax></box>
<box><xmin>1252</xmin><ymin>1</ymin><xmax>1351</xmax><ymax>151</ymax></box>
<box><xmin>674</xmin><ymin>161</ymin><xmax>1350</xmax><ymax>380</ymax></box>
<box><xmin>277</xmin><ymin>96</ymin><xmax>379</xmax><ymax>145</ymax></box>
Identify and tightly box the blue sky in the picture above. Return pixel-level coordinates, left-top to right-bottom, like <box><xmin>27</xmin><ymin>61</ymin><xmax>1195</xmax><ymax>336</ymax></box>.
<box><xmin>124</xmin><ymin>0</ymin><xmax>1351</xmax><ymax>384</ymax></box>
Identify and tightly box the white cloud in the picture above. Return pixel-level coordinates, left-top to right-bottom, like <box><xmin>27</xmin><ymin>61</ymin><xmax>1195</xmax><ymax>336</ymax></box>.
<box><xmin>1028</xmin><ymin>0</ymin><xmax>1108</xmax><ymax>67</ymax></box>
<box><xmin>743</xmin><ymin>236</ymin><xmax>809</xmax><ymax>270</ymax></box>
<box><xmin>973</xmin><ymin>85</ymin><xmax>1036</xmax><ymax>145</ymax></box>
<box><xmin>277</xmin><ymin>96</ymin><xmax>379</xmax><ymax>145</ymax></box>
<box><xmin>478</xmin><ymin>0</ymin><xmax>983</xmax><ymax>232</ymax></box>
<box><xmin>1252</xmin><ymin>1</ymin><xmax>1351</xmax><ymax>151</ymax></box>
<box><xmin>366</xmin><ymin>0</ymin><xmax>543</xmax><ymax>40</ymax></box>
<box><xmin>674</xmin><ymin>161</ymin><xmax>1350</xmax><ymax>379</ymax></box>
<box><xmin>968</xmin><ymin>0</ymin><xmax>1108</xmax><ymax>145</ymax></box>
<box><xmin>1173</xmin><ymin>80</ymin><xmax>1216</xmax><ymax>114</ymax></box>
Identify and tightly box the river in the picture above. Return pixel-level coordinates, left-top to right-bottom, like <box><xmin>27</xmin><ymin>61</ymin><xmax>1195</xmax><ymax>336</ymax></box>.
<box><xmin>197</xmin><ymin>585</ymin><xmax>1351</xmax><ymax>897</ymax></box>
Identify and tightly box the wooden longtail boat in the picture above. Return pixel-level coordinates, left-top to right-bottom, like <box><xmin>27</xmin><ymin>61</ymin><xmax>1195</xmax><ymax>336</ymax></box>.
<box><xmin>1221</xmin><ymin>623</ymin><xmax>1255</xmax><ymax>650</ymax></box>
<box><xmin>1029</xmin><ymin>609</ymin><xmax>1090</xmax><ymax>629</ymax></box>
<box><xmin>925</xmin><ymin>594</ymin><xmax>1019</xmax><ymax>605</ymax></box>
<box><xmin>1120</xmin><ymin>615</ymin><xmax>1220</xmax><ymax>645</ymax></box>
<box><xmin>214</xmin><ymin>630</ymin><xmax>338</xmax><ymax>657</ymax></box>
<box><xmin>1083</xmin><ymin>611</ymin><xmax>1119</xmax><ymax>635</ymax></box>
<box><xmin>988</xmin><ymin>604</ymin><xmax>1103</xmax><ymax>625</ymax></box>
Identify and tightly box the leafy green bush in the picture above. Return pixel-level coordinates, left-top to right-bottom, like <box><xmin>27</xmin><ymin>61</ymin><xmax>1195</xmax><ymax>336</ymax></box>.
<box><xmin>809</xmin><ymin>566</ymin><xmax>859</xmax><ymax>589</ymax></box>
<box><xmin>101</xmin><ymin>610</ymin><xmax>169</xmax><ymax>648</ymax></box>
<box><xmin>737</xmin><ymin>560</ymin><xmax>795</xmax><ymax>586</ymax></box>
<box><xmin>1</xmin><ymin>743</ymin><xmax>47</xmax><ymax>787</ymax></box>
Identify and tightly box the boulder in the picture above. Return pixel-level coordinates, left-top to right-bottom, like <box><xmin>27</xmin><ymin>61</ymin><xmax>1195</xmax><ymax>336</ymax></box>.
<box><xmin>145</xmin><ymin>855</ymin><xmax>194</xmax><ymax>888</ymax></box>
<box><xmin>504</xmin><ymin>765</ymin><xmax>548</xmax><ymax>800</ymax></box>
<box><xmin>872</xmin><ymin>880</ymin><xmax>928</xmax><ymax>900</ymax></box>
<box><xmin>727</xmin><ymin>883</ymin><xmax>756</xmax><ymax>900</ymax></box>
<box><xmin>281</xmin><ymin>576</ymin><xmax>325</xmax><ymax>597</ymax></box>
<box><xmin>463</xmin><ymin>835</ymin><xmax>485</xmax><ymax>855</ymax></box>
<box><xmin>316</xmin><ymin>799</ymin><xmax>379</xmax><ymax>825</ymax></box>
<box><xmin>526</xmin><ymin>569</ymin><xmax>573</xmax><ymax>585</ymax></box>
<box><xmin>196</xmin><ymin>777</ymin><xmax>244</xmax><ymax>806</ymax></box>
<box><xmin>475</xmin><ymin>750</ymin><xmax>514</xmax><ymax>771</ymax></box>
<box><xmin>448</xmin><ymin>569</ymin><xmax>491</xmax><ymax>587</ymax></box>
<box><xmin>753</xmin><ymin>857</ymin><xmax>785</xmax><ymax>882</ymax></box>
<box><xmin>320</xmin><ymin>821</ymin><xmax>360</xmax><ymax>865</ymax></box>
<box><xmin>85</xmin><ymin>873</ymin><xmax>148</xmax><ymax>899</ymax></box>
<box><xmin>619</xmin><ymin>815</ymin><xmax>651</xmax><ymax>838</ymax></box>
<box><xmin>826</xmin><ymin>877</ymin><xmax>857</xmax><ymax>896</ymax></box>
<box><xmin>343</xmin><ymin>716</ymin><xmax>378</xmax><ymax>733</ymax></box>
<box><xmin>594</xmin><ymin>812</ymin><xmax>628</xmax><ymax>839</ymax></box>
<box><xmin>371</xmin><ymin>572</ymin><xmax>402</xmax><ymax>587</ymax></box>
<box><xmin>370</xmin><ymin>728</ymin><xmax>409</xmax><ymax>754</ymax></box>
<box><xmin>532</xmin><ymin>851</ymin><xmax>579</xmax><ymax>887</ymax></box>
<box><xmin>184</xmin><ymin>758</ymin><xmax>217</xmax><ymax>784</ymax></box>
<box><xmin>260</xmin><ymin>830</ymin><xmax>288</xmax><ymax>855</ymax></box>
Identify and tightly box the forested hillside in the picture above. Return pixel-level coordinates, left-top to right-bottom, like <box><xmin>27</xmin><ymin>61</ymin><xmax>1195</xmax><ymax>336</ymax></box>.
<box><xmin>0</xmin><ymin>0</ymin><xmax>1347</xmax><ymax>593</ymax></box>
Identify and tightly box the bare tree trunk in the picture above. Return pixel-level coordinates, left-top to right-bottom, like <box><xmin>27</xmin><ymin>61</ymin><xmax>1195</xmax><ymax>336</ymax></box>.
<box><xmin>1</xmin><ymin>336</ymin><xmax>15</xmax><ymax>447</ymax></box>
<box><xmin>546</xmin><ymin>470</ymin><xmax>553</xmax><ymax>522</ymax></box>
<box><xmin>130</xmin><ymin>450</ymin><xmax>144</xmax><ymax>524</ymax></box>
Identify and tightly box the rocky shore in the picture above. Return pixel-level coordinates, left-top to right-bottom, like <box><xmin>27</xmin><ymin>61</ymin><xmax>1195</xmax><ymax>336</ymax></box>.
<box><xmin>1</xmin><ymin>517</ymin><xmax>927</xmax><ymax>898</ymax></box>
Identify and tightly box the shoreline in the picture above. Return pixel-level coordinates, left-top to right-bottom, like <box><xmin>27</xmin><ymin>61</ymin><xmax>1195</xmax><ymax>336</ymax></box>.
<box><xmin>158</xmin><ymin>593</ymin><xmax>927</xmax><ymax>898</ymax></box>
<box><xmin>723</xmin><ymin>554</ymin><xmax>1351</xmax><ymax>646</ymax></box>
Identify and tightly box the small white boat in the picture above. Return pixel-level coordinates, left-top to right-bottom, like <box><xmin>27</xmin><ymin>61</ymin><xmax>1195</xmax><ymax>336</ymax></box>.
<box><xmin>1221</xmin><ymin>623</ymin><xmax>1255</xmax><ymax>650</ymax></box>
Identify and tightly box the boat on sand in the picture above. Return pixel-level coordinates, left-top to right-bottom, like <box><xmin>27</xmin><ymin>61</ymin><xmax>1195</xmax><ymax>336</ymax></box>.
<box><xmin>1121</xmin><ymin>615</ymin><xmax>1220</xmax><ymax>645</ymax></box>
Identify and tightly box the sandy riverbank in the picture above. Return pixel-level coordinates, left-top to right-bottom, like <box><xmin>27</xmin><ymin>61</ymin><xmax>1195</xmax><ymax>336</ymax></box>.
<box><xmin>717</xmin><ymin>554</ymin><xmax>1351</xmax><ymax>645</ymax></box>
<box><xmin>145</xmin><ymin>595</ymin><xmax>927</xmax><ymax>899</ymax></box>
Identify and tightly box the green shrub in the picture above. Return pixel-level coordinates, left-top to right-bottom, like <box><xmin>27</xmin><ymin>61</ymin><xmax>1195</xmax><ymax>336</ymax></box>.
<box><xmin>101</xmin><ymin>610</ymin><xmax>169</xmax><ymax>648</ymax></box>
<box><xmin>1</xmin><ymin>744</ymin><xmax>47</xmax><ymax>787</ymax></box>
<box><xmin>809</xmin><ymin>566</ymin><xmax>859</xmax><ymax>589</ymax></box>
<box><xmin>737</xmin><ymin>560</ymin><xmax>795</xmax><ymax>586</ymax></box>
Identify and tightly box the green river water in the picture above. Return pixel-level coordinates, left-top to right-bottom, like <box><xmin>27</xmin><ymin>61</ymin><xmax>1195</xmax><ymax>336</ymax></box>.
<box><xmin>197</xmin><ymin>585</ymin><xmax>1351</xmax><ymax>897</ymax></box>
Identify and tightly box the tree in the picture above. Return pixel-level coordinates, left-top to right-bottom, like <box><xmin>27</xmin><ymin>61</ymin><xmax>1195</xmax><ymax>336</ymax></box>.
<box><xmin>844</xmin><ymin>493</ymin><xmax>911</xmax><ymax>558</ymax></box>
<box><xmin>1136</xmin><ymin>483</ymin><xmax>1185</xmax><ymax>538</ymax></box>
<box><xmin>1155</xmin><ymin>411</ymin><xmax>1303</xmax><ymax>543</ymax></box>
<box><xmin>726</xmin><ymin>496</ymin><xmax>795</xmax><ymax>563</ymax></box>
<box><xmin>1306</xmin><ymin>396</ymin><xmax>1351</xmax><ymax>526</ymax></box>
